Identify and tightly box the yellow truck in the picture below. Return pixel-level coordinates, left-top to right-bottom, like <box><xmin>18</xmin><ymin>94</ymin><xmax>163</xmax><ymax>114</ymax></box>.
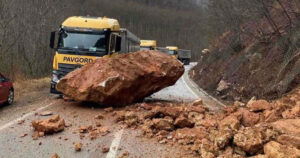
<box><xmin>49</xmin><ymin>16</ymin><xmax>140</xmax><ymax>94</ymax></box>
<box><xmin>166</xmin><ymin>46</ymin><xmax>179</xmax><ymax>57</ymax></box>
<box><xmin>166</xmin><ymin>46</ymin><xmax>191</xmax><ymax>65</ymax></box>
<box><xmin>140</xmin><ymin>40</ymin><xmax>157</xmax><ymax>50</ymax></box>
<box><xmin>156</xmin><ymin>47</ymin><xmax>169</xmax><ymax>54</ymax></box>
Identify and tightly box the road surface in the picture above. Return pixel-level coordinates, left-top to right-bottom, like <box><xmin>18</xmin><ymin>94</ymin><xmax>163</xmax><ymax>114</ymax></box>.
<box><xmin>0</xmin><ymin>63</ymin><xmax>223</xmax><ymax>158</ymax></box>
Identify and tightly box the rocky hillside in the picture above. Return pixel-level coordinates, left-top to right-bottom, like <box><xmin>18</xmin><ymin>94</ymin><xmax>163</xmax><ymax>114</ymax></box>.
<box><xmin>191</xmin><ymin>0</ymin><xmax>300</xmax><ymax>102</ymax></box>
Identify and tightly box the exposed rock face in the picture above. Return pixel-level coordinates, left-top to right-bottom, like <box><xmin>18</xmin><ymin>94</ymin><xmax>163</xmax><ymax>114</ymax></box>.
<box><xmin>57</xmin><ymin>51</ymin><xmax>184</xmax><ymax>105</ymax></box>
<box><xmin>32</xmin><ymin>115</ymin><xmax>65</xmax><ymax>134</ymax></box>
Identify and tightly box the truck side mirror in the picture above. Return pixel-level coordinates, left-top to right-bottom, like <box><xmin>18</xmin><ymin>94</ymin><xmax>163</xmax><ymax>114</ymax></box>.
<box><xmin>115</xmin><ymin>36</ymin><xmax>122</xmax><ymax>52</ymax></box>
<box><xmin>50</xmin><ymin>31</ymin><xmax>57</xmax><ymax>49</ymax></box>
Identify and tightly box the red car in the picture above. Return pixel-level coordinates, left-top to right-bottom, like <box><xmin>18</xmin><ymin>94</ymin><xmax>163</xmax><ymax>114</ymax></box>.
<box><xmin>0</xmin><ymin>73</ymin><xmax>14</xmax><ymax>105</ymax></box>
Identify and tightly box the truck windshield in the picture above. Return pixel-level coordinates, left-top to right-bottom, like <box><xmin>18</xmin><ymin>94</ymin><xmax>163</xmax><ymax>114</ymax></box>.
<box><xmin>58</xmin><ymin>31</ymin><xmax>107</xmax><ymax>52</ymax></box>
<box><xmin>168</xmin><ymin>50</ymin><xmax>177</xmax><ymax>55</ymax></box>
<box><xmin>140</xmin><ymin>47</ymin><xmax>150</xmax><ymax>51</ymax></box>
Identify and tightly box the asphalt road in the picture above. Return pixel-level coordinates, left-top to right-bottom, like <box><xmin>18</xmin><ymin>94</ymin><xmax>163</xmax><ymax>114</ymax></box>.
<box><xmin>0</xmin><ymin>63</ymin><xmax>223</xmax><ymax>158</ymax></box>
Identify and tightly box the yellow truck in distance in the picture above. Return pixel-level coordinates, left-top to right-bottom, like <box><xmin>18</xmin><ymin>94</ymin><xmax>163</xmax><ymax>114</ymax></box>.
<box><xmin>156</xmin><ymin>47</ymin><xmax>169</xmax><ymax>54</ymax></box>
<box><xmin>166</xmin><ymin>46</ymin><xmax>191</xmax><ymax>65</ymax></box>
<box><xmin>49</xmin><ymin>16</ymin><xmax>140</xmax><ymax>94</ymax></box>
<box><xmin>140</xmin><ymin>40</ymin><xmax>157</xmax><ymax>50</ymax></box>
<box><xmin>166</xmin><ymin>46</ymin><xmax>179</xmax><ymax>57</ymax></box>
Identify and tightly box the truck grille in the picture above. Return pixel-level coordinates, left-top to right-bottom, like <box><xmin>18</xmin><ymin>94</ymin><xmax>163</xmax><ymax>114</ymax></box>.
<box><xmin>58</xmin><ymin>63</ymin><xmax>82</xmax><ymax>76</ymax></box>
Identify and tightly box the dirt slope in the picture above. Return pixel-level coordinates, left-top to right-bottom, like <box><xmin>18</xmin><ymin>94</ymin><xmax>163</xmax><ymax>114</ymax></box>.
<box><xmin>191</xmin><ymin>1</ymin><xmax>300</xmax><ymax>102</ymax></box>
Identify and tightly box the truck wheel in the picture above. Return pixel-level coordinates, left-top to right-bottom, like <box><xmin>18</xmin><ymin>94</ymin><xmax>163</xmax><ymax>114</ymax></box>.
<box><xmin>6</xmin><ymin>89</ymin><xmax>14</xmax><ymax>105</ymax></box>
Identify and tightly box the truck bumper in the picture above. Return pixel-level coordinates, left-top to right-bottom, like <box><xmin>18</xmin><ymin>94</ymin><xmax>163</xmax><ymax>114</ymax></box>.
<box><xmin>50</xmin><ymin>82</ymin><xmax>62</xmax><ymax>94</ymax></box>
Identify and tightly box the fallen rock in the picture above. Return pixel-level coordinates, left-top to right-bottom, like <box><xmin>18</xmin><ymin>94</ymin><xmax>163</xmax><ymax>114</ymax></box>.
<box><xmin>210</xmin><ymin>129</ymin><xmax>233</xmax><ymax>149</ymax></box>
<box><xmin>282</xmin><ymin>105</ymin><xmax>300</xmax><ymax>119</ymax></box>
<box><xmin>151</xmin><ymin>118</ymin><xmax>174</xmax><ymax>131</ymax></box>
<box><xmin>240</xmin><ymin>109</ymin><xmax>260</xmax><ymax>127</ymax></box>
<box><xmin>264</xmin><ymin>109</ymin><xmax>282</xmax><ymax>122</ymax></box>
<box><xmin>233</xmin><ymin>127</ymin><xmax>266</xmax><ymax>155</ymax></box>
<box><xmin>39</xmin><ymin>110</ymin><xmax>53</xmax><ymax>116</ymax></box>
<box><xmin>197</xmin><ymin>118</ymin><xmax>218</xmax><ymax>128</ymax></box>
<box><xmin>219</xmin><ymin>115</ymin><xmax>240</xmax><ymax>131</ymax></box>
<box><xmin>277</xmin><ymin>134</ymin><xmax>300</xmax><ymax>148</ymax></box>
<box><xmin>119</xmin><ymin>151</ymin><xmax>130</xmax><ymax>158</ymax></box>
<box><xmin>247</xmin><ymin>99</ymin><xmax>272</xmax><ymax>112</ymax></box>
<box><xmin>234</xmin><ymin>101</ymin><xmax>246</xmax><ymax>107</ymax></box>
<box><xmin>51</xmin><ymin>153</ymin><xmax>60</xmax><ymax>158</ymax></box>
<box><xmin>102</xmin><ymin>147</ymin><xmax>110</xmax><ymax>153</ymax></box>
<box><xmin>104</xmin><ymin>107</ymin><xmax>113</xmax><ymax>112</ymax></box>
<box><xmin>248</xmin><ymin>155</ymin><xmax>266</xmax><ymax>158</ymax></box>
<box><xmin>17</xmin><ymin>119</ymin><xmax>25</xmax><ymax>125</ymax></box>
<box><xmin>175</xmin><ymin>127</ymin><xmax>208</xmax><ymax>141</ymax></box>
<box><xmin>191</xmin><ymin>99</ymin><xmax>204</xmax><ymax>106</ymax></box>
<box><xmin>144</xmin><ymin>106</ymin><xmax>181</xmax><ymax>119</ymax></box>
<box><xmin>32</xmin><ymin>115</ymin><xmax>65</xmax><ymax>134</ymax></box>
<box><xmin>200</xmin><ymin>138</ymin><xmax>219</xmax><ymax>157</ymax></box>
<box><xmin>264</xmin><ymin>141</ymin><xmax>300</xmax><ymax>158</ymax></box>
<box><xmin>217</xmin><ymin>80</ymin><xmax>230</xmax><ymax>92</ymax></box>
<box><xmin>20</xmin><ymin>133</ymin><xmax>28</xmax><ymax>138</ymax></box>
<box><xmin>74</xmin><ymin>143</ymin><xmax>82</xmax><ymax>151</ymax></box>
<box><xmin>272</xmin><ymin>119</ymin><xmax>300</xmax><ymax>136</ymax></box>
<box><xmin>174</xmin><ymin>115</ymin><xmax>194</xmax><ymax>128</ymax></box>
<box><xmin>57</xmin><ymin>51</ymin><xmax>184</xmax><ymax>105</ymax></box>
<box><xmin>94</xmin><ymin>114</ymin><xmax>104</xmax><ymax>120</ymax></box>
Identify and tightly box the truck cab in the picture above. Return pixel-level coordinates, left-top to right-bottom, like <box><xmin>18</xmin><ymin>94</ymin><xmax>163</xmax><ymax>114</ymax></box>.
<box><xmin>166</xmin><ymin>46</ymin><xmax>179</xmax><ymax>58</ymax></box>
<box><xmin>156</xmin><ymin>47</ymin><xmax>169</xmax><ymax>54</ymax></box>
<box><xmin>177</xmin><ymin>49</ymin><xmax>192</xmax><ymax>65</ymax></box>
<box><xmin>50</xmin><ymin>16</ymin><xmax>140</xmax><ymax>94</ymax></box>
<box><xmin>140</xmin><ymin>40</ymin><xmax>157</xmax><ymax>51</ymax></box>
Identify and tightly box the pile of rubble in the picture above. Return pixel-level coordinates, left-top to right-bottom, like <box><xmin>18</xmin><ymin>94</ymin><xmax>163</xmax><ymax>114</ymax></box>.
<box><xmin>115</xmin><ymin>91</ymin><xmax>300</xmax><ymax>157</ymax></box>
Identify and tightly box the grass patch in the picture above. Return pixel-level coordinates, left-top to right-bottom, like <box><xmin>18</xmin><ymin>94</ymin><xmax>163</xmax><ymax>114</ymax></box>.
<box><xmin>13</xmin><ymin>77</ymin><xmax>50</xmax><ymax>99</ymax></box>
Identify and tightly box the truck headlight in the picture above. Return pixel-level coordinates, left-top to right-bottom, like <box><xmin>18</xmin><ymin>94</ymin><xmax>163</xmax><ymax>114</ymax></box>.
<box><xmin>52</xmin><ymin>72</ymin><xmax>59</xmax><ymax>83</ymax></box>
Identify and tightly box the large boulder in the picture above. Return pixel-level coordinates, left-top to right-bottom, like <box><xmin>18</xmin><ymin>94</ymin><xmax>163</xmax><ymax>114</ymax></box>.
<box><xmin>57</xmin><ymin>51</ymin><xmax>184</xmax><ymax>105</ymax></box>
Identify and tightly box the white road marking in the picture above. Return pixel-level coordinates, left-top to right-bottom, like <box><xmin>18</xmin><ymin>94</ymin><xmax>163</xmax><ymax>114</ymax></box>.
<box><xmin>106</xmin><ymin>128</ymin><xmax>124</xmax><ymax>158</ymax></box>
<box><xmin>183</xmin><ymin>65</ymin><xmax>226</xmax><ymax>107</ymax></box>
<box><xmin>0</xmin><ymin>102</ymin><xmax>55</xmax><ymax>131</ymax></box>
<box><xmin>181</xmin><ymin>76</ymin><xmax>199</xmax><ymax>98</ymax></box>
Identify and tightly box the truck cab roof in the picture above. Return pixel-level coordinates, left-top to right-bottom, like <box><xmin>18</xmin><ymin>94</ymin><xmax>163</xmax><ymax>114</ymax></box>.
<box><xmin>140</xmin><ymin>40</ymin><xmax>157</xmax><ymax>47</ymax></box>
<box><xmin>166</xmin><ymin>46</ymin><xmax>179</xmax><ymax>51</ymax></box>
<box><xmin>62</xmin><ymin>16</ymin><xmax>120</xmax><ymax>31</ymax></box>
